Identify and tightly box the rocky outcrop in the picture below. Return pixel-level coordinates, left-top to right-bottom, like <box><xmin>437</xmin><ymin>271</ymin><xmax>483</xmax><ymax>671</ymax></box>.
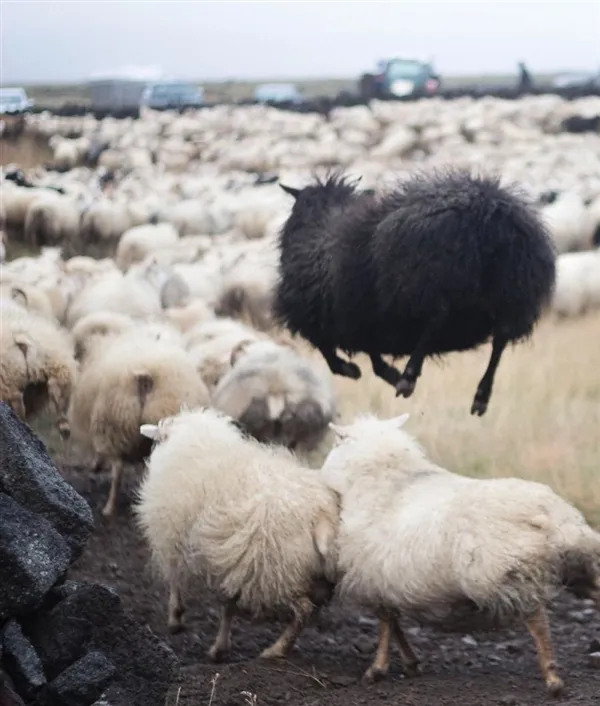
<box><xmin>0</xmin><ymin>402</ymin><xmax>179</xmax><ymax>706</ymax></box>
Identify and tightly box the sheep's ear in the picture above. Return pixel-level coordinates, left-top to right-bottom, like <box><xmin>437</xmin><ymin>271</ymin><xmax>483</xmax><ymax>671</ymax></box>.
<box><xmin>230</xmin><ymin>339</ymin><xmax>253</xmax><ymax>367</ymax></box>
<box><xmin>11</xmin><ymin>287</ymin><xmax>28</xmax><ymax>307</ymax></box>
<box><xmin>388</xmin><ymin>413</ymin><xmax>410</xmax><ymax>429</ymax></box>
<box><xmin>279</xmin><ymin>183</ymin><xmax>301</xmax><ymax>199</ymax></box>
<box><xmin>140</xmin><ymin>424</ymin><xmax>159</xmax><ymax>440</ymax></box>
<box><xmin>328</xmin><ymin>422</ymin><xmax>349</xmax><ymax>440</ymax></box>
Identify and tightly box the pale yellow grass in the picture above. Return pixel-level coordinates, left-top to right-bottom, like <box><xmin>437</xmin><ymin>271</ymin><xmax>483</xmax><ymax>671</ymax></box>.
<box><xmin>299</xmin><ymin>311</ymin><xmax>600</xmax><ymax>525</ymax></box>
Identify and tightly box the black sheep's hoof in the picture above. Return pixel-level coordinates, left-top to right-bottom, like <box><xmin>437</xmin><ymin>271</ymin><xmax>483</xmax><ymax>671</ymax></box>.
<box><xmin>470</xmin><ymin>397</ymin><xmax>489</xmax><ymax>416</ymax></box>
<box><xmin>395</xmin><ymin>376</ymin><xmax>416</xmax><ymax>398</ymax></box>
<box><xmin>341</xmin><ymin>361</ymin><xmax>362</xmax><ymax>380</ymax></box>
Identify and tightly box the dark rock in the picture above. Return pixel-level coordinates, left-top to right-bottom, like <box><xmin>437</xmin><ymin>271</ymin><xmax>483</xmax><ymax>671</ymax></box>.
<box><xmin>0</xmin><ymin>681</ymin><xmax>28</xmax><ymax>706</ymax></box>
<box><xmin>46</xmin><ymin>651</ymin><xmax>116</xmax><ymax>706</ymax></box>
<box><xmin>589</xmin><ymin>652</ymin><xmax>600</xmax><ymax>669</ymax></box>
<box><xmin>0</xmin><ymin>493</ymin><xmax>71</xmax><ymax>621</ymax></box>
<box><xmin>23</xmin><ymin>582</ymin><xmax>178</xmax><ymax>706</ymax></box>
<box><xmin>0</xmin><ymin>403</ymin><xmax>93</xmax><ymax>557</ymax></box>
<box><xmin>590</xmin><ymin>638</ymin><xmax>600</xmax><ymax>653</ymax></box>
<box><xmin>1</xmin><ymin>619</ymin><xmax>47</xmax><ymax>701</ymax></box>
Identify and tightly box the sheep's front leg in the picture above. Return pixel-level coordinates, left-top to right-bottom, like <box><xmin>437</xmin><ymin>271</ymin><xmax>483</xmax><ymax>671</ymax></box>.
<box><xmin>101</xmin><ymin>459</ymin><xmax>124</xmax><ymax>517</ymax></box>
<box><xmin>319</xmin><ymin>346</ymin><xmax>362</xmax><ymax>380</ymax></box>
<box><xmin>259</xmin><ymin>596</ymin><xmax>314</xmax><ymax>659</ymax></box>
<box><xmin>471</xmin><ymin>334</ymin><xmax>507</xmax><ymax>416</ymax></box>
<box><xmin>207</xmin><ymin>599</ymin><xmax>237</xmax><ymax>662</ymax></box>
<box><xmin>9</xmin><ymin>391</ymin><xmax>27</xmax><ymax>421</ymax></box>
<box><xmin>167</xmin><ymin>580</ymin><xmax>185</xmax><ymax>634</ymax></box>
<box><xmin>47</xmin><ymin>377</ymin><xmax>71</xmax><ymax>439</ymax></box>
<box><xmin>362</xmin><ymin>613</ymin><xmax>392</xmax><ymax>684</ymax></box>
<box><xmin>525</xmin><ymin>607</ymin><xmax>564</xmax><ymax>696</ymax></box>
<box><xmin>369</xmin><ymin>353</ymin><xmax>402</xmax><ymax>388</ymax></box>
<box><xmin>395</xmin><ymin>313</ymin><xmax>446</xmax><ymax>398</ymax></box>
<box><xmin>391</xmin><ymin>619</ymin><xmax>421</xmax><ymax>677</ymax></box>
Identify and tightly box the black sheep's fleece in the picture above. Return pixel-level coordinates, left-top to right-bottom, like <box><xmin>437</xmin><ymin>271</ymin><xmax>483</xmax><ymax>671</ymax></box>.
<box><xmin>274</xmin><ymin>168</ymin><xmax>556</xmax><ymax>398</ymax></box>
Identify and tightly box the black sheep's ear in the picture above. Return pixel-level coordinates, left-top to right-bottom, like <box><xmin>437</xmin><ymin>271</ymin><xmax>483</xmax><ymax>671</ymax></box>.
<box><xmin>279</xmin><ymin>183</ymin><xmax>301</xmax><ymax>199</ymax></box>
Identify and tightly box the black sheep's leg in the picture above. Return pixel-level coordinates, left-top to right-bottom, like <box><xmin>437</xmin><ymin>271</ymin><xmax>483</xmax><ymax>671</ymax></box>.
<box><xmin>395</xmin><ymin>316</ymin><xmax>445</xmax><ymax>398</ymax></box>
<box><xmin>370</xmin><ymin>353</ymin><xmax>402</xmax><ymax>388</ymax></box>
<box><xmin>471</xmin><ymin>334</ymin><xmax>508</xmax><ymax>416</ymax></box>
<box><xmin>320</xmin><ymin>346</ymin><xmax>362</xmax><ymax>380</ymax></box>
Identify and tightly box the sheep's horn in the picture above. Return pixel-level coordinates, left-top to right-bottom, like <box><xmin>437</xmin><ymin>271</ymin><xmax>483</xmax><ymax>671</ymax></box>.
<box><xmin>140</xmin><ymin>424</ymin><xmax>159</xmax><ymax>440</ymax></box>
<box><xmin>279</xmin><ymin>183</ymin><xmax>301</xmax><ymax>199</ymax></box>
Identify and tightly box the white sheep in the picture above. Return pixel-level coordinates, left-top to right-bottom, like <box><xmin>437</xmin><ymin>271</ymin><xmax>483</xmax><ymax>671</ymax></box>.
<box><xmin>0</xmin><ymin>305</ymin><xmax>77</xmax><ymax>437</ymax></box>
<box><xmin>24</xmin><ymin>192</ymin><xmax>82</xmax><ymax>249</ymax></box>
<box><xmin>212</xmin><ymin>338</ymin><xmax>336</xmax><ymax>453</ymax></box>
<box><xmin>68</xmin><ymin>330</ymin><xmax>210</xmax><ymax>516</ymax></box>
<box><xmin>551</xmin><ymin>249</ymin><xmax>600</xmax><ymax>318</ymax></box>
<box><xmin>320</xmin><ymin>413</ymin><xmax>600</xmax><ymax>694</ymax></box>
<box><xmin>541</xmin><ymin>192</ymin><xmax>596</xmax><ymax>253</ymax></box>
<box><xmin>135</xmin><ymin>406</ymin><xmax>340</xmax><ymax>661</ymax></box>
<box><xmin>115</xmin><ymin>222</ymin><xmax>179</xmax><ymax>272</ymax></box>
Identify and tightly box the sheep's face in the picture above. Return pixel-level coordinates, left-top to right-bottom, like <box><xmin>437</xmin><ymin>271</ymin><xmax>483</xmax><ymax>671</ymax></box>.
<box><xmin>321</xmin><ymin>413</ymin><xmax>411</xmax><ymax>494</ymax></box>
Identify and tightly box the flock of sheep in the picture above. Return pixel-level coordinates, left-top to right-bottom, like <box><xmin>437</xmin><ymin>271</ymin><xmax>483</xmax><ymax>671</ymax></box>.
<box><xmin>1</xmin><ymin>92</ymin><xmax>599</xmax><ymax>698</ymax></box>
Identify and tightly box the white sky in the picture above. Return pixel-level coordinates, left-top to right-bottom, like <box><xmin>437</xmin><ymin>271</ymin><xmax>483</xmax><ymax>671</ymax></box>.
<box><xmin>1</xmin><ymin>0</ymin><xmax>599</xmax><ymax>83</ymax></box>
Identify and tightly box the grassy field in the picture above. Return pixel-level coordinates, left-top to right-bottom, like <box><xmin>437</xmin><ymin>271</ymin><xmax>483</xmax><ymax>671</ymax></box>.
<box><xmin>13</xmin><ymin>72</ymin><xmax>562</xmax><ymax>108</ymax></box>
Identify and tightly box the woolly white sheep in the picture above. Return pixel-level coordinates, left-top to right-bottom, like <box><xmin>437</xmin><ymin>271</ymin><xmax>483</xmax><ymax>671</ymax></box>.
<box><xmin>320</xmin><ymin>413</ymin><xmax>600</xmax><ymax>694</ymax></box>
<box><xmin>115</xmin><ymin>222</ymin><xmax>179</xmax><ymax>272</ymax></box>
<box><xmin>68</xmin><ymin>330</ymin><xmax>210</xmax><ymax>516</ymax></box>
<box><xmin>551</xmin><ymin>249</ymin><xmax>600</xmax><ymax>318</ymax></box>
<box><xmin>212</xmin><ymin>338</ymin><xmax>336</xmax><ymax>453</ymax></box>
<box><xmin>135</xmin><ymin>406</ymin><xmax>340</xmax><ymax>660</ymax></box>
<box><xmin>0</xmin><ymin>305</ymin><xmax>77</xmax><ymax>437</ymax></box>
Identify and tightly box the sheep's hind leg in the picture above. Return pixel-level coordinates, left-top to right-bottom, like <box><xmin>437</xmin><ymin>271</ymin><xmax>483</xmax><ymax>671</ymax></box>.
<box><xmin>391</xmin><ymin>618</ymin><xmax>421</xmax><ymax>677</ymax></box>
<box><xmin>101</xmin><ymin>459</ymin><xmax>124</xmax><ymax>518</ymax></box>
<box><xmin>320</xmin><ymin>346</ymin><xmax>361</xmax><ymax>380</ymax></box>
<box><xmin>167</xmin><ymin>580</ymin><xmax>185</xmax><ymax>634</ymax></box>
<box><xmin>471</xmin><ymin>334</ymin><xmax>508</xmax><ymax>416</ymax></box>
<box><xmin>207</xmin><ymin>599</ymin><xmax>237</xmax><ymax>662</ymax></box>
<box><xmin>363</xmin><ymin>611</ymin><xmax>392</xmax><ymax>684</ymax></box>
<box><xmin>369</xmin><ymin>353</ymin><xmax>402</xmax><ymax>388</ymax></box>
<box><xmin>525</xmin><ymin>606</ymin><xmax>564</xmax><ymax>696</ymax></box>
<box><xmin>259</xmin><ymin>596</ymin><xmax>314</xmax><ymax>659</ymax></box>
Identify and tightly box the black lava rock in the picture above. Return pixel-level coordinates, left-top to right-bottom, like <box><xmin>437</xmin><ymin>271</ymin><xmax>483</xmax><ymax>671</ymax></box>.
<box><xmin>1</xmin><ymin>619</ymin><xmax>47</xmax><ymax>701</ymax></box>
<box><xmin>0</xmin><ymin>493</ymin><xmax>71</xmax><ymax>621</ymax></box>
<box><xmin>0</xmin><ymin>403</ymin><xmax>93</xmax><ymax>558</ymax></box>
<box><xmin>23</xmin><ymin>582</ymin><xmax>178</xmax><ymax>706</ymax></box>
<box><xmin>46</xmin><ymin>651</ymin><xmax>116</xmax><ymax>706</ymax></box>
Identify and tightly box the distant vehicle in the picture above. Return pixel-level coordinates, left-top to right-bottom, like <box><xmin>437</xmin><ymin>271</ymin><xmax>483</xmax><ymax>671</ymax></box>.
<box><xmin>552</xmin><ymin>70</ymin><xmax>600</xmax><ymax>89</ymax></box>
<box><xmin>359</xmin><ymin>58</ymin><xmax>441</xmax><ymax>100</ymax></box>
<box><xmin>253</xmin><ymin>83</ymin><xmax>305</xmax><ymax>105</ymax></box>
<box><xmin>0</xmin><ymin>87</ymin><xmax>34</xmax><ymax>114</ymax></box>
<box><xmin>88</xmin><ymin>77</ymin><xmax>149</xmax><ymax>117</ymax></box>
<box><xmin>140</xmin><ymin>81</ymin><xmax>205</xmax><ymax>110</ymax></box>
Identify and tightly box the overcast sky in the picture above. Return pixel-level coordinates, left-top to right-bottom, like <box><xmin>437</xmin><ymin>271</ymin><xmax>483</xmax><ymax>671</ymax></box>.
<box><xmin>2</xmin><ymin>0</ymin><xmax>598</xmax><ymax>84</ymax></box>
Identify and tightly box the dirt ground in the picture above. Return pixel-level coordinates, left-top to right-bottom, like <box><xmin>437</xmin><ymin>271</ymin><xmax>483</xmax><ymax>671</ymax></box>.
<box><xmin>60</xmin><ymin>463</ymin><xmax>600</xmax><ymax>706</ymax></box>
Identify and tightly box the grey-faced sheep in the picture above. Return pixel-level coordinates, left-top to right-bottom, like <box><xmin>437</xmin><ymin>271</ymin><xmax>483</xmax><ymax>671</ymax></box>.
<box><xmin>135</xmin><ymin>406</ymin><xmax>339</xmax><ymax>660</ymax></box>
<box><xmin>212</xmin><ymin>338</ymin><xmax>336</xmax><ymax>454</ymax></box>
<box><xmin>320</xmin><ymin>413</ymin><xmax>600</xmax><ymax>694</ymax></box>
<box><xmin>0</xmin><ymin>305</ymin><xmax>77</xmax><ymax>438</ymax></box>
<box><xmin>274</xmin><ymin>169</ymin><xmax>556</xmax><ymax>416</ymax></box>
<box><xmin>68</xmin><ymin>330</ymin><xmax>210</xmax><ymax>516</ymax></box>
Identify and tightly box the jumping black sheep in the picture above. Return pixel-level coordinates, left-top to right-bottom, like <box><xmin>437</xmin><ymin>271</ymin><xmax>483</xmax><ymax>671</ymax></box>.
<box><xmin>274</xmin><ymin>169</ymin><xmax>556</xmax><ymax>416</ymax></box>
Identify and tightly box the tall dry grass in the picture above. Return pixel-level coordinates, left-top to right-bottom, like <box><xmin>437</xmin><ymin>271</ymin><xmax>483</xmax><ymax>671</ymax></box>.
<box><xmin>303</xmin><ymin>311</ymin><xmax>600</xmax><ymax>526</ymax></box>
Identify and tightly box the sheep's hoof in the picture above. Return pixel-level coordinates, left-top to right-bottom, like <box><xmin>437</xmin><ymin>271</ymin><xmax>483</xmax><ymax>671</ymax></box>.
<box><xmin>395</xmin><ymin>376</ymin><xmax>416</xmax><ymax>398</ymax></box>
<box><xmin>546</xmin><ymin>675</ymin><xmax>564</xmax><ymax>697</ymax></box>
<box><xmin>403</xmin><ymin>661</ymin><xmax>422</xmax><ymax>678</ymax></box>
<box><xmin>361</xmin><ymin>665</ymin><xmax>388</xmax><ymax>685</ymax></box>
<box><xmin>340</xmin><ymin>361</ymin><xmax>362</xmax><ymax>380</ymax></box>
<box><xmin>207</xmin><ymin>644</ymin><xmax>230</xmax><ymax>662</ymax></box>
<box><xmin>470</xmin><ymin>397</ymin><xmax>488</xmax><ymax>416</ymax></box>
<box><xmin>100</xmin><ymin>503</ymin><xmax>115</xmax><ymax>518</ymax></box>
<box><xmin>258</xmin><ymin>645</ymin><xmax>287</xmax><ymax>660</ymax></box>
<box><xmin>167</xmin><ymin>620</ymin><xmax>185</xmax><ymax>635</ymax></box>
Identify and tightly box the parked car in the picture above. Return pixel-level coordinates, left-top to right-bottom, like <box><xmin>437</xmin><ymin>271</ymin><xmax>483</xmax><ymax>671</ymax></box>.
<box><xmin>552</xmin><ymin>70</ymin><xmax>600</xmax><ymax>89</ymax></box>
<box><xmin>0</xmin><ymin>87</ymin><xmax>34</xmax><ymax>114</ymax></box>
<box><xmin>359</xmin><ymin>58</ymin><xmax>441</xmax><ymax>100</ymax></box>
<box><xmin>253</xmin><ymin>83</ymin><xmax>305</xmax><ymax>105</ymax></box>
<box><xmin>140</xmin><ymin>81</ymin><xmax>205</xmax><ymax>110</ymax></box>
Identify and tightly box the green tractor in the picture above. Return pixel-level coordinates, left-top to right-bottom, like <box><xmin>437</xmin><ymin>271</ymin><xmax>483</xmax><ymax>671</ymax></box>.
<box><xmin>359</xmin><ymin>57</ymin><xmax>441</xmax><ymax>100</ymax></box>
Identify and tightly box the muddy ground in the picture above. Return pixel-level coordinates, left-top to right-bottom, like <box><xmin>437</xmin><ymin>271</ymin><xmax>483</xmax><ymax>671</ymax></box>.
<box><xmin>60</xmin><ymin>463</ymin><xmax>600</xmax><ymax>706</ymax></box>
